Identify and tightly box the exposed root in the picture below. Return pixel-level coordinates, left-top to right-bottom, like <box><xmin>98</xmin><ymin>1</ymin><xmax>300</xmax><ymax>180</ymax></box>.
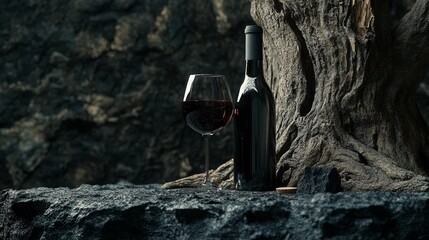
<box><xmin>277</xmin><ymin>130</ymin><xmax>429</xmax><ymax>192</ymax></box>
<box><xmin>341</xmin><ymin>134</ymin><xmax>429</xmax><ymax>191</ymax></box>
<box><xmin>344</xmin><ymin>134</ymin><xmax>415</xmax><ymax>181</ymax></box>
<box><xmin>164</xmin><ymin>132</ymin><xmax>429</xmax><ymax>192</ymax></box>
<box><xmin>162</xmin><ymin>160</ymin><xmax>234</xmax><ymax>189</ymax></box>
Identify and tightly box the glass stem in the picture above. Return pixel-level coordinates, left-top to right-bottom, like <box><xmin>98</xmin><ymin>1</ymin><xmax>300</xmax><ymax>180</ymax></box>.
<box><xmin>204</xmin><ymin>136</ymin><xmax>210</xmax><ymax>184</ymax></box>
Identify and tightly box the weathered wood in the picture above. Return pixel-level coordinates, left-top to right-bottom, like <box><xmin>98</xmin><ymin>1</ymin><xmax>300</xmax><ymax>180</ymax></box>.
<box><xmin>162</xmin><ymin>159</ymin><xmax>233</xmax><ymax>189</ymax></box>
<box><xmin>164</xmin><ymin>0</ymin><xmax>429</xmax><ymax>191</ymax></box>
<box><xmin>258</xmin><ymin>0</ymin><xmax>429</xmax><ymax>191</ymax></box>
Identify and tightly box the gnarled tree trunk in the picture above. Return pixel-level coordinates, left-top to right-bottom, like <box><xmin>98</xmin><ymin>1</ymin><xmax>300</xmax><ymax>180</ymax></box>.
<box><xmin>164</xmin><ymin>0</ymin><xmax>429</xmax><ymax>191</ymax></box>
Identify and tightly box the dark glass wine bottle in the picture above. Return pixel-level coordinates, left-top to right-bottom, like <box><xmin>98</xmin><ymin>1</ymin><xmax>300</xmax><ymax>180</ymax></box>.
<box><xmin>233</xmin><ymin>25</ymin><xmax>276</xmax><ymax>191</ymax></box>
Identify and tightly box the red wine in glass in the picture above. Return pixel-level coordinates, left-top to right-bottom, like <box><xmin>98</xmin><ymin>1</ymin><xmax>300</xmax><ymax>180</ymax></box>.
<box><xmin>182</xmin><ymin>100</ymin><xmax>233</xmax><ymax>135</ymax></box>
<box><xmin>182</xmin><ymin>74</ymin><xmax>233</xmax><ymax>187</ymax></box>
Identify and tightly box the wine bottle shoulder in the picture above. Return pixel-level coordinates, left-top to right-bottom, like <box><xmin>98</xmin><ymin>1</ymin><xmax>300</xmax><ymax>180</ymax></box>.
<box><xmin>237</xmin><ymin>76</ymin><xmax>257</xmax><ymax>101</ymax></box>
<box><xmin>237</xmin><ymin>76</ymin><xmax>274</xmax><ymax>100</ymax></box>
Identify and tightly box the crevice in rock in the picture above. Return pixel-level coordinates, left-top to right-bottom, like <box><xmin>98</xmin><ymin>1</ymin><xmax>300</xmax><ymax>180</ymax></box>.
<box><xmin>358</xmin><ymin>153</ymin><xmax>369</xmax><ymax>166</ymax></box>
<box><xmin>175</xmin><ymin>208</ymin><xmax>217</xmax><ymax>224</ymax></box>
<box><xmin>276</xmin><ymin>162</ymin><xmax>291</xmax><ymax>186</ymax></box>
<box><xmin>283</xmin><ymin>9</ymin><xmax>316</xmax><ymax>117</ymax></box>
<box><xmin>418</xmin><ymin>149</ymin><xmax>429</xmax><ymax>175</ymax></box>
<box><xmin>28</xmin><ymin>227</ymin><xmax>43</xmax><ymax>240</ymax></box>
<box><xmin>276</xmin><ymin>124</ymin><xmax>298</xmax><ymax>160</ymax></box>
<box><xmin>272</xmin><ymin>0</ymin><xmax>283</xmax><ymax>13</ymax></box>
<box><xmin>102</xmin><ymin>205</ymin><xmax>149</xmax><ymax>240</ymax></box>
<box><xmin>372</xmin><ymin>133</ymin><xmax>379</xmax><ymax>151</ymax></box>
<box><xmin>60</xmin><ymin>118</ymin><xmax>97</xmax><ymax>133</ymax></box>
<box><xmin>11</xmin><ymin>200</ymin><xmax>50</xmax><ymax>221</ymax></box>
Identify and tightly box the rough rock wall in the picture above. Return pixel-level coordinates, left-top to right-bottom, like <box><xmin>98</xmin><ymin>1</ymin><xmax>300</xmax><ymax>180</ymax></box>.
<box><xmin>0</xmin><ymin>0</ymin><xmax>252</xmax><ymax>189</ymax></box>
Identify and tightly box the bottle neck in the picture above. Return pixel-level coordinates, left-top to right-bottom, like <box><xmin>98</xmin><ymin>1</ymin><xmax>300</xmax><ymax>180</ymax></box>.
<box><xmin>245</xmin><ymin>60</ymin><xmax>263</xmax><ymax>78</ymax></box>
<box><xmin>245</xmin><ymin>26</ymin><xmax>263</xmax><ymax>78</ymax></box>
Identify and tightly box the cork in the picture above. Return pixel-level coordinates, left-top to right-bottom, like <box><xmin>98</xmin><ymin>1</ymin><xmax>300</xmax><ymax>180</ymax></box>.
<box><xmin>276</xmin><ymin>187</ymin><xmax>297</xmax><ymax>194</ymax></box>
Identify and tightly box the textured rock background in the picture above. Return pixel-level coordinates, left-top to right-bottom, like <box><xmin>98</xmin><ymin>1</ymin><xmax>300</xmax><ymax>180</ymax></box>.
<box><xmin>0</xmin><ymin>0</ymin><xmax>252</xmax><ymax>189</ymax></box>
<box><xmin>1</xmin><ymin>184</ymin><xmax>429</xmax><ymax>239</ymax></box>
<box><xmin>0</xmin><ymin>0</ymin><xmax>428</xmax><ymax>190</ymax></box>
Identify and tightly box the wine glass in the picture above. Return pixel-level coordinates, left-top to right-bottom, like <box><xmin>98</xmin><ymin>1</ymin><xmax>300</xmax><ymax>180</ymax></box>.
<box><xmin>182</xmin><ymin>74</ymin><xmax>233</xmax><ymax>187</ymax></box>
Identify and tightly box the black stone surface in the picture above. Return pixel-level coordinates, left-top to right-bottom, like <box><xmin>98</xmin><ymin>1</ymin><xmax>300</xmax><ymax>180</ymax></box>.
<box><xmin>1</xmin><ymin>184</ymin><xmax>429</xmax><ymax>239</ymax></box>
<box><xmin>297</xmin><ymin>167</ymin><xmax>342</xmax><ymax>194</ymax></box>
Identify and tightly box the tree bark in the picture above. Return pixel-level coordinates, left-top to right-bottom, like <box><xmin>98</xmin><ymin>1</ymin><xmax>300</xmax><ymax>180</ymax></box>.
<box><xmin>164</xmin><ymin>0</ymin><xmax>429</xmax><ymax>191</ymax></box>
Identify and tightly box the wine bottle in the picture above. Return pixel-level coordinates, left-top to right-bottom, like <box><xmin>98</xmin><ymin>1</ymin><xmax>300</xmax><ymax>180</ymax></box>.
<box><xmin>233</xmin><ymin>25</ymin><xmax>276</xmax><ymax>191</ymax></box>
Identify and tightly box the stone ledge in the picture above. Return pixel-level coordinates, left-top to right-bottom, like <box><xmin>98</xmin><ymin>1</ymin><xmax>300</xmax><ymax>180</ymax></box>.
<box><xmin>1</xmin><ymin>184</ymin><xmax>429</xmax><ymax>239</ymax></box>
